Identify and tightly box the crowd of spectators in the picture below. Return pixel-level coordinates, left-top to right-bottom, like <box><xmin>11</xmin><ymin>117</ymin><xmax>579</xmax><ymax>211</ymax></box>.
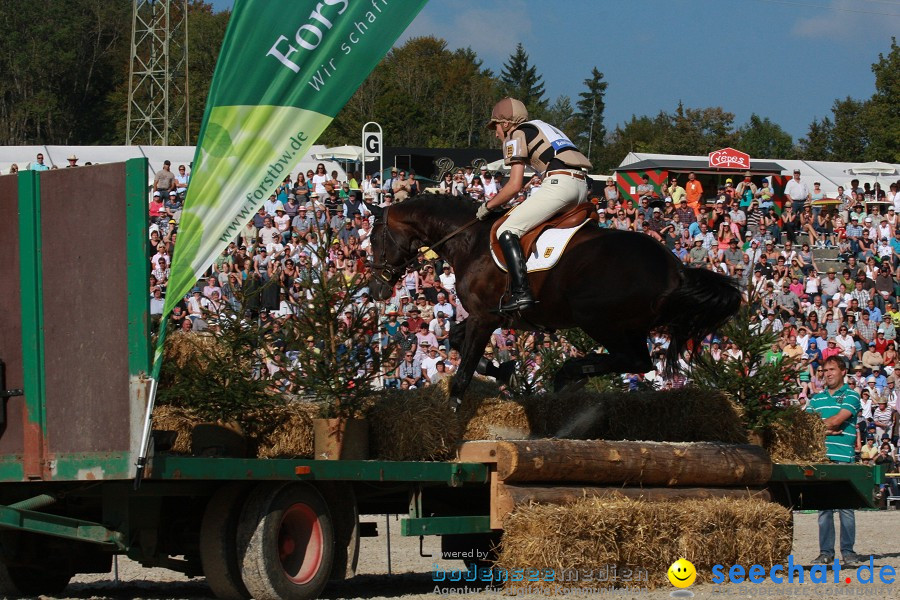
<box><xmin>144</xmin><ymin>158</ymin><xmax>900</xmax><ymax>467</ymax></box>
<box><xmin>149</xmin><ymin>160</ymin><xmax>570</xmax><ymax>393</ymax></box>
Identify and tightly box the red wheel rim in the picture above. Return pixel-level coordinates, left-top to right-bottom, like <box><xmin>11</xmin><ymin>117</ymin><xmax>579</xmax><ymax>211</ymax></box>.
<box><xmin>278</xmin><ymin>503</ymin><xmax>324</xmax><ymax>585</ymax></box>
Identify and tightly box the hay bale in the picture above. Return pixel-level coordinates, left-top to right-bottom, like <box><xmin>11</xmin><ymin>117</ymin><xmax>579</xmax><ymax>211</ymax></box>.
<box><xmin>368</xmin><ymin>385</ymin><xmax>463</xmax><ymax>461</ymax></box>
<box><xmin>163</xmin><ymin>331</ymin><xmax>223</xmax><ymax>367</ymax></box>
<box><xmin>483</xmin><ymin>386</ymin><xmax>747</xmax><ymax>444</ymax></box>
<box><xmin>462</xmin><ymin>399</ymin><xmax>531</xmax><ymax>441</ymax></box>
<box><xmin>250</xmin><ymin>402</ymin><xmax>318</xmax><ymax>459</ymax></box>
<box><xmin>152</xmin><ymin>405</ymin><xmax>203</xmax><ymax>454</ymax></box>
<box><xmin>764</xmin><ymin>408</ymin><xmax>828</xmax><ymax>463</ymax></box>
<box><xmin>496</xmin><ymin>495</ymin><xmax>792</xmax><ymax>589</ymax></box>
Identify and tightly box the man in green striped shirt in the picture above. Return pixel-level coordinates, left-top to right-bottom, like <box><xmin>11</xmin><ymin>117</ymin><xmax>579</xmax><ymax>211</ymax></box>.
<box><xmin>806</xmin><ymin>356</ymin><xmax>863</xmax><ymax>565</ymax></box>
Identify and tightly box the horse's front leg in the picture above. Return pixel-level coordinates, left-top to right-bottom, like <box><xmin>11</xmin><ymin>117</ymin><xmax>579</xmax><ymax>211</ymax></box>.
<box><xmin>449</xmin><ymin>316</ymin><xmax>497</xmax><ymax>409</ymax></box>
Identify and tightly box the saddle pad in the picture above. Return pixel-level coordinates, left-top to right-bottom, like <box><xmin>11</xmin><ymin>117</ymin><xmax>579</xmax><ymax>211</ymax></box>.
<box><xmin>491</xmin><ymin>220</ymin><xmax>590</xmax><ymax>273</ymax></box>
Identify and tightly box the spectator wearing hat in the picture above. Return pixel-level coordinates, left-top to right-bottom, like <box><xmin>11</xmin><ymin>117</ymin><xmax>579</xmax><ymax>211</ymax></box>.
<box><xmin>149</xmin><ymin>191</ymin><xmax>166</xmax><ymax>227</ymax></box>
<box><xmin>775</xmin><ymin>281</ymin><xmax>801</xmax><ymax>322</ymax></box>
<box><xmin>405</xmin><ymin>305</ymin><xmax>425</xmax><ymax>333</ymax></box>
<box><xmin>284</xmin><ymin>193</ymin><xmax>301</xmax><ymax>219</ymax></box>
<box><xmin>675</xmin><ymin>197</ymin><xmax>696</xmax><ymax>228</ymax></box>
<box><xmin>633</xmin><ymin>175</ymin><xmax>656</xmax><ymax>205</ymax></box>
<box><xmin>821</xmin><ymin>268</ymin><xmax>841</xmax><ymax>304</ymax></box>
<box><xmin>415</xmin><ymin>323</ymin><xmax>439</xmax><ymax>359</ymax></box>
<box><xmin>393</xmin><ymin>320</ymin><xmax>417</xmax><ymax>354</ymax></box>
<box><xmin>785</xmin><ymin>169</ymin><xmax>811</xmax><ymax>213</ymax></box>
<box><xmin>459</xmin><ymin>165</ymin><xmax>473</xmax><ymax>186</ymax></box>
<box><xmin>328</xmin><ymin>205</ymin><xmax>345</xmax><ymax>231</ymax></box>
<box><xmin>397</xmin><ymin>348</ymin><xmax>423</xmax><ymax>388</ymax></box>
<box><xmin>65</xmin><ymin>154</ymin><xmax>80</xmax><ymax>168</ymax></box>
<box><xmin>873</xmin><ymin>395</ymin><xmax>895</xmax><ymax>440</ymax></box>
<box><xmin>862</xmin><ymin>340</ymin><xmax>884</xmax><ymax>370</ymax></box>
<box><xmin>262</xmin><ymin>194</ymin><xmax>280</xmax><ymax>217</ymax></box>
<box><xmin>683</xmin><ymin>172</ymin><xmax>703</xmax><ymax>213</ymax></box>
<box><xmin>382</xmin><ymin>168</ymin><xmax>398</xmax><ymax>195</ymax></box>
<box><xmin>860</xmin><ymin>435</ymin><xmax>880</xmax><ymax>464</ymax></box>
<box><xmin>383</xmin><ymin>310</ymin><xmax>401</xmax><ymax>336</ymax></box>
<box><xmin>273</xmin><ymin>205</ymin><xmax>292</xmax><ymax>242</ymax></box>
<box><xmin>292</xmin><ymin>205</ymin><xmax>314</xmax><ymax>235</ymax></box>
<box><xmin>721</xmin><ymin>239</ymin><xmax>743</xmax><ymax>275</ymax></box>
<box><xmin>154</xmin><ymin>159</ymin><xmax>175</xmax><ymax>194</ymax></box>
<box><xmin>734</xmin><ymin>172</ymin><xmax>757</xmax><ymax>209</ymax></box>
<box><xmin>163</xmin><ymin>189</ymin><xmax>183</xmax><ymax>223</ymax></box>
<box><xmin>644</xmin><ymin>207</ymin><xmax>667</xmax><ymax>241</ymax></box>
<box><xmin>482</xmin><ymin>169</ymin><xmax>498</xmax><ymax>200</ymax></box>
<box><xmin>755</xmin><ymin>178</ymin><xmax>774</xmax><ymax>208</ymax></box>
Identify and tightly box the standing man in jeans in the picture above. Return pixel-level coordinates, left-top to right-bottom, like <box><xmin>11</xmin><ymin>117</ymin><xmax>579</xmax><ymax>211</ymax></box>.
<box><xmin>784</xmin><ymin>168</ymin><xmax>811</xmax><ymax>213</ymax></box>
<box><xmin>806</xmin><ymin>355</ymin><xmax>863</xmax><ymax>565</ymax></box>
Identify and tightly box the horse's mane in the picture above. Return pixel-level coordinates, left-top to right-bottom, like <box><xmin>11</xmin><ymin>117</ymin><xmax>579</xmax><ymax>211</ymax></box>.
<box><xmin>394</xmin><ymin>193</ymin><xmax>497</xmax><ymax>230</ymax></box>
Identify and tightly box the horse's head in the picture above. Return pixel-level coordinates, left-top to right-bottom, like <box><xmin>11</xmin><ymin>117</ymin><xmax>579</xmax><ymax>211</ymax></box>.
<box><xmin>369</xmin><ymin>206</ymin><xmax>419</xmax><ymax>301</ymax></box>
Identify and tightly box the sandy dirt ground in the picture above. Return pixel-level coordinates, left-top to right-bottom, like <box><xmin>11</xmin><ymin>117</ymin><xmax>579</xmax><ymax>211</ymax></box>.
<box><xmin>53</xmin><ymin>511</ymin><xmax>900</xmax><ymax>600</ymax></box>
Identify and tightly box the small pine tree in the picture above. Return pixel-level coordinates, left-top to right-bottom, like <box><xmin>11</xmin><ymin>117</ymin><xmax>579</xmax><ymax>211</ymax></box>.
<box><xmin>157</xmin><ymin>284</ymin><xmax>279</xmax><ymax>426</ymax></box>
<box><xmin>691</xmin><ymin>289</ymin><xmax>799</xmax><ymax>431</ymax></box>
<box><xmin>277</xmin><ymin>228</ymin><xmax>389</xmax><ymax>418</ymax></box>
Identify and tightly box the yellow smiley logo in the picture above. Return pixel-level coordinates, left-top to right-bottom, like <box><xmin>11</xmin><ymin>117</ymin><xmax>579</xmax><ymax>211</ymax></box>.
<box><xmin>667</xmin><ymin>558</ymin><xmax>696</xmax><ymax>588</ymax></box>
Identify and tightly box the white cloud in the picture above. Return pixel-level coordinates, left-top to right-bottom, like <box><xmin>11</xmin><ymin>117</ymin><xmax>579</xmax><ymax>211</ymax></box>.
<box><xmin>401</xmin><ymin>1</ymin><xmax>534</xmax><ymax>64</ymax></box>
<box><xmin>792</xmin><ymin>0</ymin><xmax>897</xmax><ymax>38</ymax></box>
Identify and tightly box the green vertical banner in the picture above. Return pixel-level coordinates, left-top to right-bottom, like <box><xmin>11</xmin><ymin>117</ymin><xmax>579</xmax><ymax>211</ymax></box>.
<box><xmin>162</xmin><ymin>0</ymin><xmax>428</xmax><ymax>331</ymax></box>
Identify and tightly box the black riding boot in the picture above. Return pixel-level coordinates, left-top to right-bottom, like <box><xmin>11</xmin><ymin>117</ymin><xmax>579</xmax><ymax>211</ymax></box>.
<box><xmin>497</xmin><ymin>231</ymin><xmax>535</xmax><ymax>312</ymax></box>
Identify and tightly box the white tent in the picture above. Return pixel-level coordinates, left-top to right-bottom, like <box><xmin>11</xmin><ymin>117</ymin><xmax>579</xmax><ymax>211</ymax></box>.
<box><xmin>484</xmin><ymin>158</ymin><xmax>537</xmax><ymax>177</ymax></box>
<box><xmin>0</xmin><ymin>145</ymin><xmax>347</xmax><ymax>188</ymax></box>
<box><xmin>312</xmin><ymin>145</ymin><xmax>376</xmax><ymax>162</ymax></box>
<box><xmin>620</xmin><ymin>152</ymin><xmax>900</xmax><ymax>197</ymax></box>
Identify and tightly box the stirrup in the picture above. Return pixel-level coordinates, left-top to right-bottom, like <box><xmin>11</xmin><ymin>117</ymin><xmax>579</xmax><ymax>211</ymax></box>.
<box><xmin>492</xmin><ymin>292</ymin><xmax>537</xmax><ymax>314</ymax></box>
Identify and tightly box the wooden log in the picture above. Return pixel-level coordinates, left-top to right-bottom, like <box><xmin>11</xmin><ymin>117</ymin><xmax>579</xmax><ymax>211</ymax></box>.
<box><xmin>492</xmin><ymin>483</ymin><xmax>771</xmax><ymax>528</ymax></box>
<box><xmin>461</xmin><ymin>439</ymin><xmax>772</xmax><ymax>486</ymax></box>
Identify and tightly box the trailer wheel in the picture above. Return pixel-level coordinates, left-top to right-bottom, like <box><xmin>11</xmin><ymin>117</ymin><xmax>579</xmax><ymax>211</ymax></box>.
<box><xmin>200</xmin><ymin>483</ymin><xmax>251</xmax><ymax>600</ymax></box>
<box><xmin>0</xmin><ymin>563</ymin><xmax>71</xmax><ymax>596</ymax></box>
<box><xmin>237</xmin><ymin>483</ymin><xmax>334</xmax><ymax>600</ymax></box>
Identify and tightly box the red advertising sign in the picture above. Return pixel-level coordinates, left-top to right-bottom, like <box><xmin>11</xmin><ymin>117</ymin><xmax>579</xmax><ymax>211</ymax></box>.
<box><xmin>708</xmin><ymin>147</ymin><xmax>750</xmax><ymax>170</ymax></box>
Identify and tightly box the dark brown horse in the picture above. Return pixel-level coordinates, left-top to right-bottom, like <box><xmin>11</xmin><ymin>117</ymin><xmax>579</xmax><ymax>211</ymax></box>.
<box><xmin>368</xmin><ymin>195</ymin><xmax>741</xmax><ymax>401</ymax></box>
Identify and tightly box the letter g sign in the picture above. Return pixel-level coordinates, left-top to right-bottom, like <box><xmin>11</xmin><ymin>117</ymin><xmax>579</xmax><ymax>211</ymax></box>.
<box><xmin>364</xmin><ymin>132</ymin><xmax>382</xmax><ymax>158</ymax></box>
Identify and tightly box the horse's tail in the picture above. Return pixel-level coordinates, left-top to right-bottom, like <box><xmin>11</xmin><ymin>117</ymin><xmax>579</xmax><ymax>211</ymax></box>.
<box><xmin>658</xmin><ymin>267</ymin><xmax>741</xmax><ymax>375</ymax></box>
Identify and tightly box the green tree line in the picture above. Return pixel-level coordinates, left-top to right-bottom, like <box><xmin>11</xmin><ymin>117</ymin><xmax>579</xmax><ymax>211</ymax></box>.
<box><xmin>1</xmin><ymin>2</ymin><xmax>896</xmax><ymax>171</ymax></box>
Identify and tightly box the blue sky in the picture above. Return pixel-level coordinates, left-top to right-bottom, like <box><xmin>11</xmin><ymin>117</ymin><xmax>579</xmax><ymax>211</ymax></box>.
<box><xmin>209</xmin><ymin>0</ymin><xmax>898</xmax><ymax>141</ymax></box>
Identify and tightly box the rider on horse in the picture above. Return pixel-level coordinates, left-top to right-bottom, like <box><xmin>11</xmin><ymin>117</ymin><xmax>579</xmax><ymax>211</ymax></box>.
<box><xmin>476</xmin><ymin>98</ymin><xmax>593</xmax><ymax>313</ymax></box>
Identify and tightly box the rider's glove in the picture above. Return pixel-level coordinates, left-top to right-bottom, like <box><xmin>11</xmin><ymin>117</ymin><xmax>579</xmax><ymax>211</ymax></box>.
<box><xmin>476</xmin><ymin>203</ymin><xmax>494</xmax><ymax>220</ymax></box>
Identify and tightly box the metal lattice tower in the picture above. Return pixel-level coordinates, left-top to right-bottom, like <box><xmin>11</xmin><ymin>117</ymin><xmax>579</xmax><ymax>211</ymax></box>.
<box><xmin>126</xmin><ymin>0</ymin><xmax>189</xmax><ymax>145</ymax></box>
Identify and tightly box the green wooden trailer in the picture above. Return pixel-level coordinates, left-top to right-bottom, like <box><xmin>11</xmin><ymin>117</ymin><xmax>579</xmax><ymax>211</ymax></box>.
<box><xmin>0</xmin><ymin>161</ymin><xmax>883</xmax><ymax>599</ymax></box>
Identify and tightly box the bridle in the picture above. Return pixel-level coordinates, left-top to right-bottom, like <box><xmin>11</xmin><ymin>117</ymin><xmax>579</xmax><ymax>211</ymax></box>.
<box><xmin>370</xmin><ymin>205</ymin><xmax>479</xmax><ymax>288</ymax></box>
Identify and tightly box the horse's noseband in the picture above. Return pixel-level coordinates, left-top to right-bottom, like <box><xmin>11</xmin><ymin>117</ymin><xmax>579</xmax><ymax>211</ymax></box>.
<box><xmin>370</xmin><ymin>206</ymin><xmax>413</xmax><ymax>287</ymax></box>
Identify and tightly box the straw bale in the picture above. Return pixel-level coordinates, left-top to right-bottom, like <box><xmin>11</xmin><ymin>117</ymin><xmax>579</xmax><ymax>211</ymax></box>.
<box><xmin>764</xmin><ymin>408</ymin><xmax>828</xmax><ymax>463</ymax></box>
<box><xmin>249</xmin><ymin>402</ymin><xmax>318</xmax><ymax>459</ymax></box>
<box><xmin>151</xmin><ymin>405</ymin><xmax>203</xmax><ymax>454</ymax></box>
<box><xmin>368</xmin><ymin>385</ymin><xmax>463</xmax><ymax>461</ymax></box>
<box><xmin>462</xmin><ymin>399</ymin><xmax>531</xmax><ymax>441</ymax></box>
<box><xmin>497</xmin><ymin>495</ymin><xmax>792</xmax><ymax>590</ymax></box>
<box><xmin>530</xmin><ymin>386</ymin><xmax>748</xmax><ymax>443</ymax></box>
<box><xmin>163</xmin><ymin>331</ymin><xmax>224</xmax><ymax>368</ymax></box>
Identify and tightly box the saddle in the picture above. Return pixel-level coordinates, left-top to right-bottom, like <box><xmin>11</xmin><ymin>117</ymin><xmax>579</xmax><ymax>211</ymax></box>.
<box><xmin>490</xmin><ymin>202</ymin><xmax>598</xmax><ymax>269</ymax></box>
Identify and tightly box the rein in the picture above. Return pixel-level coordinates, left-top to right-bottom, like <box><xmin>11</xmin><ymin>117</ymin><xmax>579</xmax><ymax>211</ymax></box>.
<box><xmin>371</xmin><ymin>205</ymin><xmax>479</xmax><ymax>287</ymax></box>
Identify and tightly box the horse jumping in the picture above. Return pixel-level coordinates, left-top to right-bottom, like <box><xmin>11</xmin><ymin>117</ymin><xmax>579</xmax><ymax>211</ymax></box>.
<box><xmin>369</xmin><ymin>194</ymin><xmax>741</xmax><ymax>402</ymax></box>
